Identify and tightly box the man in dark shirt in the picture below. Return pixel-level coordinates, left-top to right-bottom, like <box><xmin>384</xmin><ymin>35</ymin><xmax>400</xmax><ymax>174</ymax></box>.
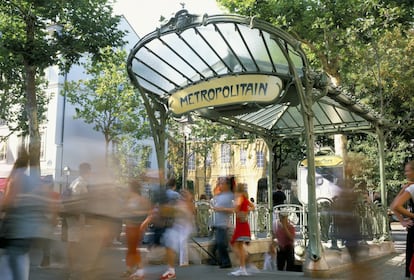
<box><xmin>273</xmin><ymin>183</ymin><xmax>286</xmax><ymax>207</ymax></box>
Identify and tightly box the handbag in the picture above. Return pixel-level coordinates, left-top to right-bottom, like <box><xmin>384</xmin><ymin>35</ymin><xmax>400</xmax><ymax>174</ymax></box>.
<box><xmin>236</xmin><ymin>211</ymin><xmax>248</xmax><ymax>222</ymax></box>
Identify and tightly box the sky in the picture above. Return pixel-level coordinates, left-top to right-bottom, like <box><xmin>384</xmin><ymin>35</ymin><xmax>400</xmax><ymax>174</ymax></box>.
<box><xmin>113</xmin><ymin>0</ymin><xmax>224</xmax><ymax>37</ymax></box>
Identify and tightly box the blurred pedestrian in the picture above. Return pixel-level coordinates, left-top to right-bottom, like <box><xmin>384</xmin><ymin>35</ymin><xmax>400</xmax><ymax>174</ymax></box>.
<box><xmin>111</xmin><ymin>187</ymin><xmax>124</xmax><ymax>246</ymax></box>
<box><xmin>272</xmin><ymin>209</ymin><xmax>295</xmax><ymax>271</ymax></box>
<box><xmin>333</xmin><ymin>158</ymin><xmax>373</xmax><ymax>280</ymax></box>
<box><xmin>120</xmin><ymin>179</ymin><xmax>151</xmax><ymax>280</ymax></box>
<box><xmin>272</xmin><ymin>183</ymin><xmax>286</xmax><ymax>207</ymax></box>
<box><xmin>262</xmin><ymin>241</ymin><xmax>277</xmax><ymax>271</ymax></box>
<box><xmin>38</xmin><ymin>175</ymin><xmax>61</xmax><ymax>268</ymax></box>
<box><xmin>229</xmin><ymin>183</ymin><xmax>254</xmax><ymax>276</ymax></box>
<box><xmin>176</xmin><ymin>189</ymin><xmax>195</xmax><ymax>266</ymax></box>
<box><xmin>63</xmin><ymin>162</ymin><xmax>91</xmax><ymax>278</ymax></box>
<box><xmin>211</xmin><ymin>176</ymin><xmax>234</xmax><ymax>269</ymax></box>
<box><xmin>273</xmin><ymin>183</ymin><xmax>287</xmax><ymax>222</ymax></box>
<box><xmin>206</xmin><ymin>185</ymin><xmax>221</xmax><ymax>264</ymax></box>
<box><xmin>0</xmin><ymin>147</ymin><xmax>48</xmax><ymax>280</ymax></box>
<box><xmin>391</xmin><ymin>160</ymin><xmax>414</xmax><ymax>279</ymax></box>
<box><xmin>159</xmin><ymin>177</ymin><xmax>181</xmax><ymax>280</ymax></box>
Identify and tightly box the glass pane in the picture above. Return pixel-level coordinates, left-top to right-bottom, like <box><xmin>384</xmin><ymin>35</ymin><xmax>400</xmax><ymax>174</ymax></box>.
<box><xmin>239</xmin><ymin>25</ymin><xmax>278</xmax><ymax>73</ymax></box>
<box><xmin>215</xmin><ymin>23</ymin><xmax>258</xmax><ymax>72</ymax></box>
<box><xmin>143</xmin><ymin>38</ymin><xmax>190</xmax><ymax>87</ymax></box>
<box><xmin>159</xmin><ymin>33</ymin><xmax>203</xmax><ymax>84</ymax></box>
<box><xmin>263</xmin><ymin>35</ymin><xmax>290</xmax><ymax>74</ymax></box>
<box><xmin>131</xmin><ymin>56</ymin><xmax>173</xmax><ymax>95</ymax></box>
<box><xmin>180</xmin><ymin>26</ymin><xmax>227</xmax><ymax>77</ymax></box>
<box><xmin>287</xmin><ymin>44</ymin><xmax>304</xmax><ymax>69</ymax></box>
<box><xmin>194</xmin><ymin>24</ymin><xmax>235</xmax><ymax>74</ymax></box>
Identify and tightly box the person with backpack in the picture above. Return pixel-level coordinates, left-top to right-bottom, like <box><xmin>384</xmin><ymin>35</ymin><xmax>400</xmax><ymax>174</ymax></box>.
<box><xmin>158</xmin><ymin>178</ymin><xmax>181</xmax><ymax>280</ymax></box>
<box><xmin>120</xmin><ymin>179</ymin><xmax>151</xmax><ymax>280</ymax></box>
<box><xmin>63</xmin><ymin>162</ymin><xmax>91</xmax><ymax>279</ymax></box>
<box><xmin>38</xmin><ymin>175</ymin><xmax>61</xmax><ymax>268</ymax></box>
<box><xmin>211</xmin><ymin>176</ymin><xmax>234</xmax><ymax>269</ymax></box>
<box><xmin>0</xmin><ymin>147</ymin><xmax>49</xmax><ymax>280</ymax></box>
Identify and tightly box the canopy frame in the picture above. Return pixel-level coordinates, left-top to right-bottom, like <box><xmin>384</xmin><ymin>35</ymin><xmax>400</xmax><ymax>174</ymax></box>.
<box><xmin>127</xmin><ymin>9</ymin><xmax>388</xmax><ymax>268</ymax></box>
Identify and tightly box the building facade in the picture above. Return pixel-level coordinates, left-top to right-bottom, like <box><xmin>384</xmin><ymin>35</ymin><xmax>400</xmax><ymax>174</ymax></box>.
<box><xmin>0</xmin><ymin>17</ymin><xmax>158</xmax><ymax>192</ymax></box>
<box><xmin>186</xmin><ymin>138</ymin><xmax>268</xmax><ymax>201</ymax></box>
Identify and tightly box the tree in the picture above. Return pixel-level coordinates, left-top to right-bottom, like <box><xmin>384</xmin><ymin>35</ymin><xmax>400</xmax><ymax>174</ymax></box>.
<box><xmin>217</xmin><ymin>0</ymin><xmax>414</xmax><ymax>195</ymax></box>
<box><xmin>0</xmin><ymin>0</ymin><xmax>125</xmax><ymax>175</ymax></box>
<box><xmin>115</xmin><ymin>136</ymin><xmax>153</xmax><ymax>181</ymax></box>
<box><xmin>65</xmin><ymin>47</ymin><xmax>150</xmax><ymax>167</ymax></box>
<box><xmin>217</xmin><ymin>0</ymin><xmax>413</xmax><ymax>83</ymax></box>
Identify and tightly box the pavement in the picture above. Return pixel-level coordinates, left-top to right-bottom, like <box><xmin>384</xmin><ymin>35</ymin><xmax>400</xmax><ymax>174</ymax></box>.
<box><xmin>1</xmin><ymin>223</ymin><xmax>410</xmax><ymax>280</ymax></box>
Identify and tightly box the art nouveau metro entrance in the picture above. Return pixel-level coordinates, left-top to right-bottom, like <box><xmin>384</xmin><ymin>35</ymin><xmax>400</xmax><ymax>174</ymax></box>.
<box><xmin>127</xmin><ymin>9</ymin><xmax>388</xmax><ymax>275</ymax></box>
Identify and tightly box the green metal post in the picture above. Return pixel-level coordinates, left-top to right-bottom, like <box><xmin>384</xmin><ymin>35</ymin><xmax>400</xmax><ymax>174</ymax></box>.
<box><xmin>376</xmin><ymin>126</ymin><xmax>390</xmax><ymax>240</ymax></box>
<box><xmin>264</xmin><ymin>139</ymin><xmax>276</xmax><ymax>238</ymax></box>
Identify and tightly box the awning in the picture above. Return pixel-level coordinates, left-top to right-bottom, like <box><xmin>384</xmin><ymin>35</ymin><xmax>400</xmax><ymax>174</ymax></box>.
<box><xmin>127</xmin><ymin>9</ymin><xmax>385</xmax><ymax>139</ymax></box>
<box><xmin>126</xmin><ymin>8</ymin><xmax>388</xmax><ymax>265</ymax></box>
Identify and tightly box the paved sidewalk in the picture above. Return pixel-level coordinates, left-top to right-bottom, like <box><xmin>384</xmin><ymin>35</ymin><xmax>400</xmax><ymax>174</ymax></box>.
<box><xmin>3</xmin><ymin>223</ymin><xmax>408</xmax><ymax>279</ymax></box>
<box><xmin>26</xmin><ymin>238</ymin><xmax>407</xmax><ymax>280</ymax></box>
<box><xmin>27</xmin><ymin>250</ymin><xmax>406</xmax><ymax>280</ymax></box>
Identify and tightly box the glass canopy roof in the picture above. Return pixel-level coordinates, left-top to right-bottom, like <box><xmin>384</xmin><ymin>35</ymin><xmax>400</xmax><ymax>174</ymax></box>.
<box><xmin>127</xmin><ymin>10</ymin><xmax>384</xmax><ymax>138</ymax></box>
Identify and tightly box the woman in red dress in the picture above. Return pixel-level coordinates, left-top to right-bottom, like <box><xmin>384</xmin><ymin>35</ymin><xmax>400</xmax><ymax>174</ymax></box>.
<box><xmin>230</xmin><ymin>183</ymin><xmax>255</xmax><ymax>276</ymax></box>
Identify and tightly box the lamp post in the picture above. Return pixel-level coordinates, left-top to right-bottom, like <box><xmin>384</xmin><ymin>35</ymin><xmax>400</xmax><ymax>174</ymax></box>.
<box><xmin>182</xmin><ymin>124</ymin><xmax>191</xmax><ymax>190</ymax></box>
<box><xmin>63</xmin><ymin>166</ymin><xmax>71</xmax><ymax>188</ymax></box>
<box><xmin>176</xmin><ymin>115</ymin><xmax>192</xmax><ymax>190</ymax></box>
<box><xmin>46</xmin><ymin>23</ymin><xmax>68</xmax><ymax>192</ymax></box>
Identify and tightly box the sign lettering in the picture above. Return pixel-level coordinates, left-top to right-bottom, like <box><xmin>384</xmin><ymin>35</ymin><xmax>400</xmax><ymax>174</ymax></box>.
<box><xmin>168</xmin><ymin>75</ymin><xmax>283</xmax><ymax>115</ymax></box>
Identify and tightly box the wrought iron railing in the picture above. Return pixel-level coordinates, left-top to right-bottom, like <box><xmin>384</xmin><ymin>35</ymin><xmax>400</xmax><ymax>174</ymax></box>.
<box><xmin>194</xmin><ymin>199</ymin><xmax>389</xmax><ymax>245</ymax></box>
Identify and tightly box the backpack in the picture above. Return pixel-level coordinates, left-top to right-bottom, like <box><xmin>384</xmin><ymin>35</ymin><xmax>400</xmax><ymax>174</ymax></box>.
<box><xmin>60</xmin><ymin>186</ymin><xmax>83</xmax><ymax>216</ymax></box>
<box><xmin>61</xmin><ymin>186</ymin><xmax>72</xmax><ymax>200</ymax></box>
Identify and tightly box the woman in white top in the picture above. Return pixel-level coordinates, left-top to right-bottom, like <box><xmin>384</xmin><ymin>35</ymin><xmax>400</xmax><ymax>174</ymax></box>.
<box><xmin>391</xmin><ymin>160</ymin><xmax>414</xmax><ymax>279</ymax></box>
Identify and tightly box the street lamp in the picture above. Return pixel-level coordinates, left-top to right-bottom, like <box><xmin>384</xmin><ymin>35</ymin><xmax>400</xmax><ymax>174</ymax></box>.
<box><xmin>176</xmin><ymin>115</ymin><xmax>193</xmax><ymax>190</ymax></box>
<box><xmin>182</xmin><ymin>124</ymin><xmax>191</xmax><ymax>190</ymax></box>
<box><xmin>63</xmin><ymin>166</ymin><xmax>71</xmax><ymax>187</ymax></box>
<box><xmin>46</xmin><ymin>23</ymin><xmax>69</xmax><ymax>193</ymax></box>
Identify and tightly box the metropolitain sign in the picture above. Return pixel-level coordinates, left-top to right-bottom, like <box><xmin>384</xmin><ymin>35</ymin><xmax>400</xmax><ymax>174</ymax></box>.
<box><xmin>168</xmin><ymin>75</ymin><xmax>283</xmax><ymax>115</ymax></box>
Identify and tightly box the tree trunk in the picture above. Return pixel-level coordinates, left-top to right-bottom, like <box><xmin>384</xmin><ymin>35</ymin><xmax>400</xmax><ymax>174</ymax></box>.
<box><xmin>105</xmin><ymin>136</ymin><xmax>110</xmax><ymax>167</ymax></box>
<box><xmin>25</xmin><ymin>63</ymin><xmax>41</xmax><ymax>176</ymax></box>
<box><xmin>24</xmin><ymin>14</ymin><xmax>41</xmax><ymax>176</ymax></box>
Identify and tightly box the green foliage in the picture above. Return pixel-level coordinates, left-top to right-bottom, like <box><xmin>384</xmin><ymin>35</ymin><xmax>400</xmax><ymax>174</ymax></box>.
<box><xmin>217</xmin><ymin>0</ymin><xmax>414</xmax><ymax>195</ymax></box>
<box><xmin>0</xmin><ymin>0</ymin><xmax>126</xmax><ymax>71</ymax></box>
<box><xmin>347</xmin><ymin>133</ymin><xmax>411</xmax><ymax>195</ymax></box>
<box><xmin>166</xmin><ymin>115</ymin><xmax>248</xmax><ymax>178</ymax></box>
<box><xmin>115</xmin><ymin>136</ymin><xmax>152</xmax><ymax>182</ymax></box>
<box><xmin>0</xmin><ymin>0</ymin><xmax>125</xmax><ymax>170</ymax></box>
<box><xmin>344</xmin><ymin>28</ymin><xmax>414</xmax><ymax>141</ymax></box>
<box><xmin>218</xmin><ymin>0</ymin><xmax>413</xmax><ymax>81</ymax></box>
<box><xmin>0</xmin><ymin>33</ymin><xmax>49</xmax><ymax>138</ymax></box>
<box><xmin>65</xmin><ymin>47</ymin><xmax>150</xmax><ymax>163</ymax></box>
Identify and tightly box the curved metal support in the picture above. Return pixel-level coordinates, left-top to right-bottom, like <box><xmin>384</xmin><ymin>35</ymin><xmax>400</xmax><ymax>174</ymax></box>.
<box><xmin>376</xmin><ymin>126</ymin><xmax>390</xmax><ymax>240</ymax></box>
<box><xmin>263</xmin><ymin>138</ymin><xmax>277</xmax><ymax>237</ymax></box>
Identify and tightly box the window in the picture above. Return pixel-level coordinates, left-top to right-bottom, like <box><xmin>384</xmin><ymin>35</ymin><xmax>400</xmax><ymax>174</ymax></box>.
<box><xmin>40</xmin><ymin>132</ymin><xmax>46</xmax><ymax>160</ymax></box>
<box><xmin>206</xmin><ymin>150</ymin><xmax>212</xmax><ymax>167</ymax></box>
<box><xmin>221</xmin><ymin>143</ymin><xmax>231</xmax><ymax>164</ymax></box>
<box><xmin>188</xmin><ymin>151</ymin><xmax>196</xmax><ymax>171</ymax></box>
<box><xmin>240</xmin><ymin>147</ymin><xmax>247</xmax><ymax>166</ymax></box>
<box><xmin>142</xmin><ymin>146</ymin><xmax>152</xmax><ymax>168</ymax></box>
<box><xmin>205</xmin><ymin>184</ymin><xmax>212</xmax><ymax>198</ymax></box>
<box><xmin>0</xmin><ymin>141</ymin><xmax>7</xmax><ymax>162</ymax></box>
<box><xmin>256</xmin><ymin>151</ymin><xmax>265</xmax><ymax>168</ymax></box>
